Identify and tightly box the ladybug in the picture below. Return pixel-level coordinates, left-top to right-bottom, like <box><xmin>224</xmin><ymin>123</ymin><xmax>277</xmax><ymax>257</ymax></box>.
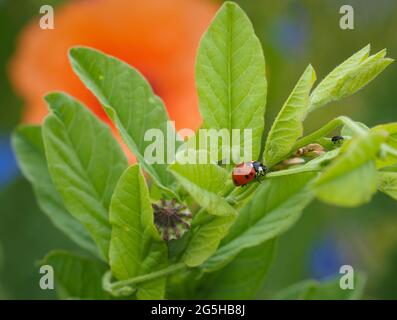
<box><xmin>331</xmin><ymin>135</ymin><xmax>344</xmax><ymax>145</ymax></box>
<box><xmin>232</xmin><ymin>161</ymin><xmax>268</xmax><ymax>186</ymax></box>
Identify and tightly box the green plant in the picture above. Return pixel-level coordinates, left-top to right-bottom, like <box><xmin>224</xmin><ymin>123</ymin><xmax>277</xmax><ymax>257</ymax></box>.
<box><xmin>12</xmin><ymin>2</ymin><xmax>396</xmax><ymax>299</ymax></box>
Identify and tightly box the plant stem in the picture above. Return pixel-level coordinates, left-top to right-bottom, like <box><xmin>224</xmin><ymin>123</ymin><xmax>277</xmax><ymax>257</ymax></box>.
<box><xmin>382</xmin><ymin>144</ymin><xmax>397</xmax><ymax>158</ymax></box>
<box><xmin>291</xmin><ymin>115</ymin><xmax>367</xmax><ymax>152</ymax></box>
<box><xmin>109</xmin><ymin>263</ymin><xmax>187</xmax><ymax>291</ymax></box>
<box><xmin>221</xmin><ymin>179</ymin><xmax>236</xmax><ymax>197</ymax></box>
<box><xmin>267</xmin><ymin>165</ymin><xmax>321</xmax><ymax>178</ymax></box>
<box><xmin>228</xmin><ymin>184</ymin><xmax>258</xmax><ymax>204</ymax></box>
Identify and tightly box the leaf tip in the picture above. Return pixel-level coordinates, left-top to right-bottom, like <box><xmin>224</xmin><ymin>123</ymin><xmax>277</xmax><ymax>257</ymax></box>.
<box><xmin>384</xmin><ymin>57</ymin><xmax>394</xmax><ymax>65</ymax></box>
<box><xmin>44</xmin><ymin>91</ymin><xmax>69</xmax><ymax>112</ymax></box>
<box><xmin>223</xmin><ymin>1</ymin><xmax>239</xmax><ymax>9</ymax></box>
<box><xmin>373</xmin><ymin>48</ymin><xmax>387</xmax><ymax>59</ymax></box>
<box><xmin>12</xmin><ymin>124</ymin><xmax>32</xmax><ymax>136</ymax></box>
<box><xmin>68</xmin><ymin>46</ymin><xmax>78</xmax><ymax>57</ymax></box>
<box><xmin>219</xmin><ymin>1</ymin><xmax>246</xmax><ymax>18</ymax></box>
<box><xmin>68</xmin><ymin>46</ymin><xmax>87</xmax><ymax>60</ymax></box>
<box><xmin>307</xmin><ymin>63</ymin><xmax>317</xmax><ymax>82</ymax></box>
<box><xmin>359</xmin><ymin>43</ymin><xmax>371</xmax><ymax>58</ymax></box>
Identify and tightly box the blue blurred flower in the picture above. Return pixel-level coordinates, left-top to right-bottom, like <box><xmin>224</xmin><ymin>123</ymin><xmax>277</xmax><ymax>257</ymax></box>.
<box><xmin>0</xmin><ymin>135</ymin><xmax>19</xmax><ymax>187</ymax></box>
<box><xmin>268</xmin><ymin>4</ymin><xmax>309</xmax><ymax>56</ymax></box>
<box><xmin>308</xmin><ymin>234</ymin><xmax>346</xmax><ymax>280</ymax></box>
<box><xmin>273</xmin><ymin>19</ymin><xmax>307</xmax><ymax>53</ymax></box>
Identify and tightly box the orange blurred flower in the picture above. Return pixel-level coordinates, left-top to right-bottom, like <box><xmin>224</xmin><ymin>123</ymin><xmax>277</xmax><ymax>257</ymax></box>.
<box><xmin>10</xmin><ymin>0</ymin><xmax>218</xmax><ymax>131</ymax></box>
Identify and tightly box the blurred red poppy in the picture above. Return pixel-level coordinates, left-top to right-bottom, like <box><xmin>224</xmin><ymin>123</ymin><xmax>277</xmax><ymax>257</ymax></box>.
<box><xmin>10</xmin><ymin>0</ymin><xmax>218</xmax><ymax>131</ymax></box>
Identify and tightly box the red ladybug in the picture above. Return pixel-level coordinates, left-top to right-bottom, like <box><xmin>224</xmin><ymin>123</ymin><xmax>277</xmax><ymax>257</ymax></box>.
<box><xmin>232</xmin><ymin>161</ymin><xmax>268</xmax><ymax>186</ymax></box>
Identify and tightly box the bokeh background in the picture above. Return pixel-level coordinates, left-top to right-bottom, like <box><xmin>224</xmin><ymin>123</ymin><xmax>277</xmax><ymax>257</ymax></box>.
<box><xmin>1</xmin><ymin>0</ymin><xmax>396</xmax><ymax>299</ymax></box>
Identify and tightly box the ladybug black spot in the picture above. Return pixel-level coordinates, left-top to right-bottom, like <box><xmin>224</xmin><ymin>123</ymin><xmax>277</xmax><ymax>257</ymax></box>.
<box><xmin>250</xmin><ymin>172</ymin><xmax>254</xmax><ymax>176</ymax></box>
<box><xmin>244</xmin><ymin>175</ymin><xmax>249</xmax><ymax>179</ymax></box>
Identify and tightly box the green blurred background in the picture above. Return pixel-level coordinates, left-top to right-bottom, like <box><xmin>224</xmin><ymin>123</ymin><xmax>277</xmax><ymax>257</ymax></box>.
<box><xmin>0</xmin><ymin>0</ymin><xmax>396</xmax><ymax>299</ymax></box>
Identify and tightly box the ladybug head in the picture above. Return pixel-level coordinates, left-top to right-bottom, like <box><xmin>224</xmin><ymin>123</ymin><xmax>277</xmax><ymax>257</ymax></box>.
<box><xmin>252</xmin><ymin>161</ymin><xmax>268</xmax><ymax>177</ymax></box>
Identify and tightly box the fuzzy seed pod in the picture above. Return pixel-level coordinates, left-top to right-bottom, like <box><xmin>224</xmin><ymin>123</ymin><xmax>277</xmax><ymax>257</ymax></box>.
<box><xmin>273</xmin><ymin>157</ymin><xmax>306</xmax><ymax>170</ymax></box>
<box><xmin>152</xmin><ymin>199</ymin><xmax>192</xmax><ymax>241</ymax></box>
<box><xmin>295</xmin><ymin>143</ymin><xmax>325</xmax><ymax>157</ymax></box>
<box><xmin>283</xmin><ymin>157</ymin><xmax>306</xmax><ymax>166</ymax></box>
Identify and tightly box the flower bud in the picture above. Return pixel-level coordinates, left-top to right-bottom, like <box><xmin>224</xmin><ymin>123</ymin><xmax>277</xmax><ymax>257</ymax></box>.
<box><xmin>152</xmin><ymin>199</ymin><xmax>192</xmax><ymax>241</ymax></box>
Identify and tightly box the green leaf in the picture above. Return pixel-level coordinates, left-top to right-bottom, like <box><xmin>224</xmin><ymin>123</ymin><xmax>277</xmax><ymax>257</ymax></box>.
<box><xmin>310</xmin><ymin>45</ymin><xmax>370</xmax><ymax>110</ymax></box>
<box><xmin>372</xmin><ymin>123</ymin><xmax>397</xmax><ymax>168</ymax></box>
<box><xmin>274</xmin><ymin>273</ymin><xmax>366</xmax><ymax>300</ymax></box>
<box><xmin>12</xmin><ymin>126</ymin><xmax>99</xmax><ymax>257</ymax></box>
<box><xmin>202</xmin><ymin>172</ymin><xmax>315</xmax><ymax>272</ymax></box>
<box><xmin>69</xmin><ymin>46</ymin><xmax>178</xmax><ymax>197</ymax></box>
<box><xmin>196</xmin><ymin>1</ymin><xmax>267</xmax><ymax>160</ymax></box>
<box><xmin>265</xmin><ymin>65</ymin><xmax>316</xmax><ymax>167</ymax></box>
<box><xmin>109</xmin><ymin>165</ymin><xmax>168</xmax><ymax>300</ymax></box>
<box><xmin>378</xmin><ymin>171</ymin><xmax>397</xmax><ymax>201</ymax></box>
<box><xmin>169</xmin><ymin>163</ymin><xmax>237</xmax><ymax>216</ymax></box>
<box><xmin>41</xmin><ymin>250</ymin><xmax>110</xmax><ymax>299</ymax></box>
<box><xmin>42</xmin><ymin>92</ymin><xmax>128</xmax><ymax>260</ymax></box>
<box><xmin>315</xmin><ymin>131</ymin><xmax>386</xmax><ymax>207</ymax></box>
<box><xmin>182</xmin><ymin>213</ymin><xmax>236</xmax><ymax>267</ymax></box>
<box><xmin>373</xmin><ymin>123</ymin><xmax>397</xmax><ymax>149</ymax></box>
<box><xmin>310</xmin><ymin>45</ymin><xmax>393</xmax><ymax>111</ymax></box>
<box><xmin>196</xmin><ymin>239</ymin><xmax>276</xmax><ymax>299</ymax></box>
<box><xmin>304</xmin><ymin>148</ymin><xmax>341</xmax><ymax>168</ymax></box>
<box><xmin>380</xmin><ymin>163</ymin><xmax>397</xmax><ymax>173</ymax></box>
<box><xmin>341</xmin><ymin>121</ymin><xmax>369</xmax><ymax>137</ymax></box>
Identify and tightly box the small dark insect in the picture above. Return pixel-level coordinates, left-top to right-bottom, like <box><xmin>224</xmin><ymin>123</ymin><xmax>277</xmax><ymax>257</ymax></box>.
<box><xmin>232</xmin><ymin>161</ymin><xmax>268</xmax><ymax>186</ymax></box>
<box><xmin>331</xmin><ymin>135</ymin><xmax>344</xmax><ymax>145</ymax></box>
